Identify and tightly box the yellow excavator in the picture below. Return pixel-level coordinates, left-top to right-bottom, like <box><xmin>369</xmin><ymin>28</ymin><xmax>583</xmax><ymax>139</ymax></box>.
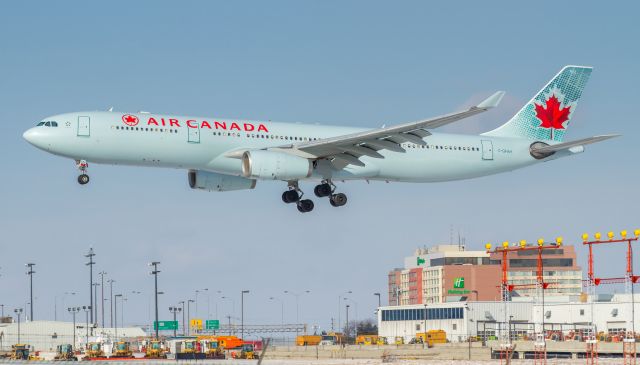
<box><xmin>10</xmin><ymin>344</ymin><xmax>31</xmax><ymax>360</ymax></box>
<box><xmin>232</xmin><ymin>343</ymin><xmax>258</xmax><ymax>360</ymax></box>
<box><xmin>54</xmin><ymin>344</ymin><xmax>77</xmax><ymax>361</ymax></box>
<box><xmin>145</xmin><ymin>340</ymin><xmax>166</xmax><ymax>359</ymax></box>
<box><xmin>83</xmin><ymin>342</ymin><xmax>105</xmax><ymax>359</ymax></box>
<box><xmin>112</xmin><ymin>341</ymin><xmax>133</xmax><ymax>358</ymax></box>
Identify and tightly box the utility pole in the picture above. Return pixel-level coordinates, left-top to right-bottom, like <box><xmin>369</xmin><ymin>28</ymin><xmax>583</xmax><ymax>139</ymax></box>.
<box><xmin>25</xmin><ymin>263</ymin><xmax>35</xmax><ymax>321</ymax></box>
<box><xmin>149</xmin><ymin>262</ymin><xmax>160</xmax><ymax>339</ymax></box>
<box><xmin>107</xmin><ymin>279</ymin><xmax>115</xmax><ymax>328</ymax></box>
<box><xmin>241</xmin><ymin>290</ymin><xmax>249</xmax><ymax>339</ymax></box>
<box><xmin>99</xmin><ymin>272</ymin><xmax>106</xmax><ymax>328</ymax></box>
<box><xmin>85</xmin><ymin>248</ymin><xmax>95</xmax><ymax>325</ymax></box>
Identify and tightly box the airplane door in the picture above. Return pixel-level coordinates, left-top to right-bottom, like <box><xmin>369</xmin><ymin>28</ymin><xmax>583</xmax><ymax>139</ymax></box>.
<box><xmin>77</xmin><ymin>116</ymin><xmax>90</xmax><ymax>137</ymax></box>
<box><xmin>188</xmin><ymin>125</ymin><xmax>200</xmax><ymax>143</ymax></box>
<box><xmin>481</xmin><ymin>140</ymin><xmax>493</xmax><ymax>160</ymax></box>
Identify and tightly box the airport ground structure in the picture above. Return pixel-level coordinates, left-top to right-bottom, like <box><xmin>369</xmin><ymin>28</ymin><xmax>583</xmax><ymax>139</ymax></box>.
<box><xmin>0</xmin><ymin>321</ymin><xmax>145</xmax><ymax>352</ymax></box>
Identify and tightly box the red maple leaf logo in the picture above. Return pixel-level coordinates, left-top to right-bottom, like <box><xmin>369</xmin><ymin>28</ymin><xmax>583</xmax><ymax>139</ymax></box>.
<box><xmin>534</xmin><ymin>94</ymin><xmax>571</xmax><ymax>130</ymax></box>
<box><xmin>122</xmin><ymin>114</ymin><xmax>139</xmax><ymax>126</ymax></box>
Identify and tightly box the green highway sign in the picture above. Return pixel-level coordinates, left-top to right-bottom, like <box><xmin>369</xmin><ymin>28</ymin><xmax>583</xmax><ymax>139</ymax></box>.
<box><xmin>206</xmin><ymin>320</ymin><xmax>220</xmax><ymax>330</ymax></box>
<box><xmin>154</xmin><ymin>321</ymin><xmax>178</xmax><ymax>330</ymax></box>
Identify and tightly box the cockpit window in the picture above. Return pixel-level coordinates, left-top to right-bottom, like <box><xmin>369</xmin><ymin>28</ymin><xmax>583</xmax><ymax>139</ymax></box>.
<box><xmin>37</xmin><ymin>122</ymin><xmax>45</xmax><ymax>126</ymax></box>
<box><xmin>45</xmin><ymin>121</ymin><xmax>51</xmax><ymax>126</ymax></box>
<box><xmin>39</xmin><ymin>121</ymin><xmax>59</xmax><ymax>127</ymax></box>
<box><xmin>51</xmin><ymin>121</ymin><xmax>58</xmax><ymax>127</ymax></box>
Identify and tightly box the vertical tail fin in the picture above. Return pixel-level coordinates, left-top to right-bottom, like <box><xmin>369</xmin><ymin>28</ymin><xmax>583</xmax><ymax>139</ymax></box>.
<box><xmin>483</xmin><ymin>65</ymin><xmax>592</xmax><ymax>142</ymax></box>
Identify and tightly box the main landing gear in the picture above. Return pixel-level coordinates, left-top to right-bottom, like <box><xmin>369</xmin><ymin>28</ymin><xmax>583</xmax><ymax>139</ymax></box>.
<box><xmin>282</xmin><ymin>182</ymin><xmax>314</xmax><ymax>213</ymax></box>
<box><xmin>282</xmin><ymin>180</ymin><xmax>348</xmax><ymax>213</ymax></box>
<box><xmin>314</xmin><ymin>180</ymin><xmax>347</xmax><ymax>207</ymax></box>
<box><xmin>76</xmin><ymin>160</ymin><xmax>90</xmax><ymax>185</ymax></box>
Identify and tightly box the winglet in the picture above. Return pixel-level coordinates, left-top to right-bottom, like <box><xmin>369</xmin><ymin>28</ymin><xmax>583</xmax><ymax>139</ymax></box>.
<box><xmin>476</xmin><ymin>91</ymin><xmax>505</xmax><ymax>109</ymax></box>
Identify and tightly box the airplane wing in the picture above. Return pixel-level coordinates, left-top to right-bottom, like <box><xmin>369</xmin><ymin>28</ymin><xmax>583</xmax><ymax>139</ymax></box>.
<box><xmin>530</xmin><ymin>134</ymin><xmax>620</xmax><ymax>156</ymax></box>
<box><xmin>268</xmin><ymin>91</ymin><xmax>505</xmax><ymax>167</ymax></box>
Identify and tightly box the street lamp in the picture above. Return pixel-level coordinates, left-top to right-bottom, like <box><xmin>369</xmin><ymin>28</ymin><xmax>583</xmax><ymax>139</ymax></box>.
<box><xmin>284</xmin><ymin>290</ymin><xmax>310</xmax><ymax>324</ymax></box>
<box><xmin>187</xmin><ymin>299</ymin><xmax>195</xmax><ymax>335</ymax></box>
<box><xmin>14</xmin><ymin>308</ymin><xmax>23</xmax><ymax>343</ymax></box>
<box><xmin>338</xmin><ymin>290</ymin><xmax>352</xmax><ymax>334</ymax></box>
<box><xmin>107</xmin><ymin>279</ymin><xmax>115</xmax><ymax>328</ymax></box>
<box><xmin>269</xmin><ymin>297</ymin><xmax>284</xmax><ymax>326</ymax></box>
<box><xmin>98</xmin><ymin>272</ymin><xmax>107</xmax><ymax>328</ymax></box>
<box><xmin>374</xmin><ymin>293</ymin><xmax>381</xmax><ymax>308</ymax></box>
<box><xmin>68</xmin><ymin>307</ymin><xmax>80</xmax><ymax>350</ymax></box>
<box><xmin>241</xmin><ymin>290</ymin><xmax>250</xmax><ymax>339</ymax></box>
<box><xmin>83</xmin><ymin>306</ymin><xmax>92</xmax><ymax>345</ymax></box>
<box><xmin>92</xmin><ymin>282</ymin><xmax>100</xmax><ymax>326</ymax></box>
<box><xmin>344</xmin><ymin>297</ymin><xmax>359</xmax><ymax>340</ymax></box>
<box><xmin>195</xmin><ymin>288</ymin><xmax>208</xmax><ymax>318</ymax></box>
<box><xmin>149</xmin><ymin>262</ymin><xmax>161</xmax><ymax>339</ymax></box>
<box><xmin>178</xmin><ymin>301</ymin><xmax>186</xmax><ymax>336</ymax></box>
<box><xmin>169</xmin><ymin>306</ymin><xmax>182</xmax><ymax>337</ymax></box>
<box><xmin>345</xmin><ymin>304</ymin><xmax>350</xmax><ymax>343</ymax></box>
<box><xmin>114</xmin><ymin>294</ymin><xmax>122</xmax><ymax>341</ymax></box>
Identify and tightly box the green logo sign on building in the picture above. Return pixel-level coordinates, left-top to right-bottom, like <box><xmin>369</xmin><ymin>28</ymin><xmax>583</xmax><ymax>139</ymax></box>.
<box><xmin>453</xmin><ymin>277</ymin><xmax>465</xmax><ymax>288</ymax></box>
<box><xmin>417</xmin><ymin>257</ymin><xmax>426</xmax><ymax>266</ymax></box>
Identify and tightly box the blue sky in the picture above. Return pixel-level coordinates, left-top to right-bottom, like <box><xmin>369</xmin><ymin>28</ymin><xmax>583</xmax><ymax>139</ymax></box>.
<box><xmin>1</xmin><ymin>1</ymin><xmax>639</xmax><ymax>333</ymax></box>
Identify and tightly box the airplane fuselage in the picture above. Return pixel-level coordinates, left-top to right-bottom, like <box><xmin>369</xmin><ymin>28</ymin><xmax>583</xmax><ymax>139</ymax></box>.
<box><xmin>23</xmin><ymin>111</ymin><xmax>570</xmax><ymax>183</ymax></box>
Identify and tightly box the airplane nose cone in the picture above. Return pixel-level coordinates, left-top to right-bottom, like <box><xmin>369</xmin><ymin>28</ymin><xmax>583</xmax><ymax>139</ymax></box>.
<box><xmin>23</xmin><ymin>128</ymin><xmax>47</xmax><ymax>149</ymax></box>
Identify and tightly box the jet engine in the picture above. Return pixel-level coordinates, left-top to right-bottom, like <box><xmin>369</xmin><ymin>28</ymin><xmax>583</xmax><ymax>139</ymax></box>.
<box><xmin>241</xmin><ymin>150</ymin><xmax>312</xmax><ymax>180</ymax></box>
<box><xmin>188</xmin><ymin>170</ymin><xmax>256</xmax><ymax>192</ymax></box>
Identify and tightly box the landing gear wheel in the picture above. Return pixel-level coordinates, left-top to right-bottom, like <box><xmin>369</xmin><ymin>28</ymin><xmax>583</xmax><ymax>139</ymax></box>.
<box><xmin>282</xmin><ymin>190</ymin><xmax>299</xmax><ymax>204</ymax></box>
<box><xmin>329</xmin><ymin>193</ymin><xmax>347</xmax><ymax>207</ymax></box>
<box><xmin>78</xmin><ymin>174</ymin><xmax>90</xmax><ymax>185</ymax></box>
<box><xmin>297</xmin><ymin>199</ymin><xmax>314</xmax><ymax>213</ymax></box>
<box><xmin>314</xmin><ymin>183</ymin><xmax>332</xmax><ymax>197</ymax></box>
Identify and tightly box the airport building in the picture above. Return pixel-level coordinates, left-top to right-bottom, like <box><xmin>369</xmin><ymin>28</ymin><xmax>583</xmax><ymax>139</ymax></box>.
<box><xmin>388</xmin><ymin>244</ymin><xmax>583</xmax><ymax>305</ymax></box>
<box><xmin>377</xmin><ymin>294</ymin><xmax>640</xmax><ymax>344</ymax></box>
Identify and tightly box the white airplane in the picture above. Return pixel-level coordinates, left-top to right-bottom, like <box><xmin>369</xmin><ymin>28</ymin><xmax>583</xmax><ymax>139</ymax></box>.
<box><xmin>23</xmin><ymin>65</ymin><xmax>617</xmax><ymax>213</ymax></box>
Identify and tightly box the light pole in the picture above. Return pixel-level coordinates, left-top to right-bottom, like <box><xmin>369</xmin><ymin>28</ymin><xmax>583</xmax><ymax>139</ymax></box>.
<box><xmin>269</xmin><ymin>297</ymin><xmax>284</xmax><ymax>326</ymax></box>
<box><xmin>284</xmin><ymin>290</ymin><xmax>310</xmax><ymax>324</ymax></box>
<box><xmin>98</xmin><ymin>272</ymin><xmax>106</xmax><ymax>328</ymax></box>
<box><xmin>195</xmin><ymin>288</ymin><xmax>208</xmax><ymax>319</ymax></box>
<box><xmin>374</xmin><ymin>293</ymin><xmax>381</xmax><ymax>308</ymax></box>
<box><xmin>169</xmin><ymin>306</ymin><xmax>182</xmax><ymax>337</ymax></box>
<box><xmin>85</xmin><ymin>248</ymin><xmax>95</xmax><ymax>325</ymax></box>
<box><xmin>241</xmin><ymin>290</ymin><xmax>249</xmax><ymax>339</ymax></box>
<box><xmin>114</xmin><ymin>294</ymin><xmax>122</xmax><ymax>341</ymax></box>
<box><xmin>0</xmin><ymin>304</ymin><xmax>4</xmax><ymax>317</ymax></box>
<box><xmin>423</xmin><ymin>304</ymin><xmax>428</xmax><ymax>349</ymax></box>
<box><xmin>187</xmin><ymin>299</ymin><xmax>195</xmax><ymax>335</ymax></box>
<box><xmin>83</xmin><ymin>305</ymin><xmax>92</xmax><ymax>345</ymax></box>
<box><xmin>68</xmin><ymin>307</ymin><xmax>80</xmax><ymax>350</ymax></box>
<box><xmin>178</xmin><ymin>301</ymin><xmax>185</xmax><ymax>335</ymax></box>
<box><xmin>107</xmin><ymin>279</ymin><xmax>115</xmax><ymax>328</ymax></box>
<box><xmin>25</xmin><ymin>263</ymin><xmax>35</xmax><ymax>321</ymax></box>
<box><xmin>338</xmin><ymin>290</ymin><xmax>352</xmax><ymax>334</ymax></box>
<box><xmin>148</xmin><ymin>262</ymin><xmax>160</xmax><ymax>339</ymax></box>
<box><xmin>344</xmin><ymin>297</ymin><xmax>359</xmax><ymax>340</ymax></box>
<box><xmin>345</xmin><ymin>304</ymin><xmax>350</xmax><ymax>343</ymax></box>
<box><xmin>14</xmin><ymin>308</ymin><xmax>23</xmax><ymax>343</ymax></box>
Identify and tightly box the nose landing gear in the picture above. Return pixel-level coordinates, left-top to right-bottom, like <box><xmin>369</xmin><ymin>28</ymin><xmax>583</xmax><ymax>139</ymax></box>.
<box><xmin>282</xmin><ymin>181</ymin><xmax>314</xmax><ymax>213</ymax></box>
<box><xmin>76</xmin><ymin>160</ymin><xmax>90</xmax><ymax>185</ymax></box>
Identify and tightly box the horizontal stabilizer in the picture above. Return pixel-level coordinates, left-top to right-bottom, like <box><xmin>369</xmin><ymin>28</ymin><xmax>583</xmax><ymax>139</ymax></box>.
<box><xmin>531</xmin><ymin>134</ymin><xmax>620</xmax><ymax>154</ymax></box>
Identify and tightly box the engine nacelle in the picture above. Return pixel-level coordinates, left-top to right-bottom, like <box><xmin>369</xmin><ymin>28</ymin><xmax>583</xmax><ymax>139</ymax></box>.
<box><xmin>188</xmin><ymin>170</ymin><xmax>256</xmax><ymax>192</ymax></box>
<box><xmin>241</xmin><ymin>150</ymin><xmax>312</xmax><ymax>180</ymax></box>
